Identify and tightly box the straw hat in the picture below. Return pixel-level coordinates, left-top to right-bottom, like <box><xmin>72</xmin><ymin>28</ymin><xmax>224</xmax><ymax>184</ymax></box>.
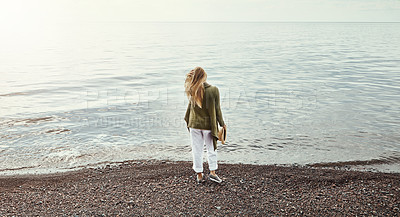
<box><xmin>218</xmin><ymin>126</ymin><xmax>227</xmax><ymax>144</ymax></box>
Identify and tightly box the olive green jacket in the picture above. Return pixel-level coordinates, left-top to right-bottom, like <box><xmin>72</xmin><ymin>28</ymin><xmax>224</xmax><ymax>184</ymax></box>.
<box><xmin>184</xmin><ymin>82</ymin><xmax>225</xmax><ymax>150</ymax></box>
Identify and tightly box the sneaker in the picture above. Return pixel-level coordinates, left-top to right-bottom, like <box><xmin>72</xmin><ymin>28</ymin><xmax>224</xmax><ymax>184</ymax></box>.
<box><xmin>209</xmin><ymin>174</ymin><xmax>222</xmax><ymax>183</ymax></box>
<box><xmin>197</xmin><ymin>173</ymin><xmax>206</xmax><ymax>184</ymax></box>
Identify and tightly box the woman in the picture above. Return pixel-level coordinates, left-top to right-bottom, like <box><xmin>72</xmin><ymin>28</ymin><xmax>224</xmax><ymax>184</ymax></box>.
<box><xmin>184</xmin><ymin>67</ymin><xmax>226</xmax><ymax>184</ymax></box>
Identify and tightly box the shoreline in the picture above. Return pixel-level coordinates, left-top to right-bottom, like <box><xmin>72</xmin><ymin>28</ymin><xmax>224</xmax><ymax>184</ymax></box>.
<box><xmin>1</xmin><ymin>160</ymin><xmax>399</xmax><ymax>216</ymax></box>
<box><xmin>1</xmin><ymin>157</ymin><xmax>400</xmax><ymax>177</ymax></box>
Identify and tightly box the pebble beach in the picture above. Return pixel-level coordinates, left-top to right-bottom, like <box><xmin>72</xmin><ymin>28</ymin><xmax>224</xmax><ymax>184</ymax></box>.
<box><xmin>1</xmin><ymin>160</ymin><xmax>399</xmax><ymax>216</ymax></box>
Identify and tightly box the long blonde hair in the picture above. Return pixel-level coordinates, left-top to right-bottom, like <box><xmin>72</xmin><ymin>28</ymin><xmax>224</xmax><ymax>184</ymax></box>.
<box><xmin>185</xmin><ymin>67</ymin><xmax>207</xmax><ymax>108</ymax></box>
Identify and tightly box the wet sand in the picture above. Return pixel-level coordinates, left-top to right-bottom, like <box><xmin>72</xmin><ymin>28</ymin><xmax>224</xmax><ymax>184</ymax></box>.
<box><xmin>1</xmin><ymin>160</ymin><xmax>399</xmax><ymax>216</ymax></box>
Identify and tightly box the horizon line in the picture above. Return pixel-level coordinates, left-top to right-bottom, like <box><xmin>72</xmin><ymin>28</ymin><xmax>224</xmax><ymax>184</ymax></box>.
<box><xmin>63</xmin><ymin>20</ymin><xmax>400</xmax><ymax>23</ymax></box>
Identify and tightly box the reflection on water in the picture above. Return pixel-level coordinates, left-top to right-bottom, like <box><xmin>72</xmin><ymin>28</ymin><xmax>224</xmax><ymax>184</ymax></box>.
<box><xmin>1</xmin><ymin>22</ymin><xmax>400</xmax><ymax>174</ymax></box>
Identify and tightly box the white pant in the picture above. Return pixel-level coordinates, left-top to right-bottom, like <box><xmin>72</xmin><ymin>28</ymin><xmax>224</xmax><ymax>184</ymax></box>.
<box><xmin>189</xmin><ymin>128</ymin><xmax>218</xmax><ymax>173</ymax></box>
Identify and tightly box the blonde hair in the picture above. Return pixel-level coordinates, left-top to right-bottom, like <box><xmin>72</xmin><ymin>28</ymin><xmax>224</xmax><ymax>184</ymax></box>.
<box><xmin>185</xmin><ymin>67</ymin><xmax>207</xmax><ymax>108</ymax></box>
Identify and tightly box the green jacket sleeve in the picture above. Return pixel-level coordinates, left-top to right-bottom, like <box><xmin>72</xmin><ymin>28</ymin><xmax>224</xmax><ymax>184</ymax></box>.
<box><xmin>215</xmin><ymin>87</ymin><xmax>225</xmax><ymax>127</ymax></box>
<box><xmin>206</xmin><ymin>89</ymin><xmax>218</xmax><ymax>150</ymax></box>
<box><xmin>184</xmin><ymin>101</ymin><xmax>191</xmax><ymax>131</ymax></box>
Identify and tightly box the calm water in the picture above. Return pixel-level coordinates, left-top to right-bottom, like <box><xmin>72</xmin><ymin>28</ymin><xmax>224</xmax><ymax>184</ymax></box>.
<box><xmin>1</xmin><ymin>22</ymin><xmax>400</xmax><ymax>175</ymax></box>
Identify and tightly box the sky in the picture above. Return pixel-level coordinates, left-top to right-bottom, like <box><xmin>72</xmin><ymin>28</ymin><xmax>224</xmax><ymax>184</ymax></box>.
<box><xmin>0</xmin><ymin>0</ymin><xmax>400</xmax><ymax>25</ymax></box>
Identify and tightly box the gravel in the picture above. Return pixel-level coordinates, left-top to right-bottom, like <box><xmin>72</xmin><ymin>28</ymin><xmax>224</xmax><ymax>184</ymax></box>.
<box><xmin>1</xmin><ymin>160</ymin><xmax>399</xmax><ymax>216</ymax></box>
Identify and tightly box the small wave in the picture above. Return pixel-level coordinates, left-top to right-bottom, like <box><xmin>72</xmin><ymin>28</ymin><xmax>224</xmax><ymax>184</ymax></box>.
<box><xmin>0</xmin><ymin>92</ymin><xmax>27</xmax><ymax>97</ymax></box>
<box><xmin>0</xmin><ymin>165</ymin><xmax>37</xmax><ymax>172</ymax></box>
<box><xmin>21</xmin><ymin>117</ymin><xmax>54</xmax><ymax>124</ymax></box>
<box><xmin>308</xmin><ymin>155</ymin><xmax>400</xmax><ymax>168</ymax></box>
<box><xmin>110</xmin><ymin>75</ymin><xmax>145</xmax><ymax>81</ymax></box>
<box><xmin>45</xmin><ymin>128</ymin><xmax>70</xmax><ymax>134</ymax></box>
<box><xmin>0</xmin><ymin>88</ymin><xmax>48</xmax><ymax>97</ymax></box>
<box><xmin>0</xmin><ymin>116</ymin><xmax>56</xmax><ymax>130</ymax></box>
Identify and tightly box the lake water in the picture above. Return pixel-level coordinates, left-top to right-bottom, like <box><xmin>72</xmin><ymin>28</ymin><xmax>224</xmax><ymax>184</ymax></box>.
<box><xmin>1</xmin><ymin>22</ymin><xmax>400</xmax><ymax>175</ymax></box>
